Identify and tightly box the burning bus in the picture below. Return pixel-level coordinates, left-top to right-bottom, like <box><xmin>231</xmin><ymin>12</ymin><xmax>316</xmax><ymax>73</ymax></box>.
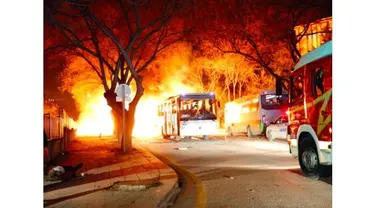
<box><xmin>225</xmin><ymin>89</ymin><xmax>288</xmax><ymax>137</ymax></box>
<box><xmin>276</xmin><ymin>40</ymin><xmax>332</xmax><ymax>179</ymax></box>
<box><xmin>158</xmin><ymin>92</ymin><xmax>219</xmax><ymax>140</ymax></box>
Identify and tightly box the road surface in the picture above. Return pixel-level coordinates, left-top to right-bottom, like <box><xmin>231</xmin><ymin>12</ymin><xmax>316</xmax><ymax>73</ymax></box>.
<box><xmin>137</xmin><ymin>135</ymin><xmax>332</xmax><ymax>208</ymax></box>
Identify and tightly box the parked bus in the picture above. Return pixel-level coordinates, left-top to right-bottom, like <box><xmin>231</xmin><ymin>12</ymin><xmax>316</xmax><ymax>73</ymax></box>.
<box><xmin>277</xmin><ymin>40</ymin><xmax>332</xmax><ymax>179</ymax></box>
<box><xmin>158</xmin><ymin>93</ymin><xmax>219</xmax><ymax>140</ymax></box>
<box><xmin>224</xmin><ymin>89</ymin><xmax>288</xmax><ymax>137</ymax></box>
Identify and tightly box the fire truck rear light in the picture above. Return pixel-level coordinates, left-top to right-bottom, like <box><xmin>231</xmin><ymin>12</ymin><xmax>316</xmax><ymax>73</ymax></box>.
<box><xmin>329</xmin><ymin>127</ymin><xmax>332</xmax><ymax>134</ymax></box>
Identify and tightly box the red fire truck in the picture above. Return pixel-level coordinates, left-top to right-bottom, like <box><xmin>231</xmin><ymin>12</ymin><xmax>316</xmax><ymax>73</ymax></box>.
<box><xmin>277</xmin><ymin>41</ymin><xmax>332</xmax><ymax>179</ymax></box>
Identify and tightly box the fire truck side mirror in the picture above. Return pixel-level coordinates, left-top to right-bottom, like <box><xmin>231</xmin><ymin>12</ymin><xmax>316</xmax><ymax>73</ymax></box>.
<box><xmin>276</xmin><ymin>77</ymin><xmax>283</xmax><ymax>96</ymax></box>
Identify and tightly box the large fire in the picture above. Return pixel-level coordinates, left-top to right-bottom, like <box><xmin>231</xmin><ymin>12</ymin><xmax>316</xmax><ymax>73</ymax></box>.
<box><xmin>132</xmin><ymin>83</ymin><xmax>196</xmax><ymax>139</ymax></box>
<box><xmin>76</xmin><ymin>94</ymin><xmax>114</xmax><ymax>136</ymax></box>
<box><xmin>66</xmin><ymin>42</ymin><xmax>213</xmax><ymax>138</ymax></box>
<box><xmin>74</xmin><ymin>82</ymin><xmax>196</xmax><ymax>138</ymax></box>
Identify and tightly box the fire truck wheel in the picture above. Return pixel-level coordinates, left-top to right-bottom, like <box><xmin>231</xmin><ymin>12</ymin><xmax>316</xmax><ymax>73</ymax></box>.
<box><xmin>228</xmin><ymin>127</ymin><xmax>233</xmax><ymax>136</ymax></box>
<box><xmin>298</xmin><ymin>138</ymin><xmax>330</xmax><ymax>179</ymax></box>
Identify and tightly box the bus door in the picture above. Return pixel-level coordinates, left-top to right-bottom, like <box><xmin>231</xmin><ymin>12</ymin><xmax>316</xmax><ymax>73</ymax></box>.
<box><xmin>171</xmin><ymin>99</ymin><xmax>178</xmax><ymax>136</ymax></box>
<box><xmin>164</xmin><ymin>102</ymin><xmax>169</xmax><ymax>135</ymax></box>
<box><xmin>166</xmin><ymin>102</ymin><xmax>173</xmax><ymax>135</ymax></box>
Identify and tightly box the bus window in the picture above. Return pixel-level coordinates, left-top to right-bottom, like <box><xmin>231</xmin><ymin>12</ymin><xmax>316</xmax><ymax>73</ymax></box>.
<box><xmin>261</xmin><ymin>94</ymin><xmax>288</xmax><ymax>109</ymax></box>
<box><xmin>241</xmin><ymin>104</ymin><xmax>250</xmax><ymax>113</ymax></box>
<box><xmin>242</xmin><ymin>101</ymin><xmax>258</xmax><ymax>113</ymax></box>
<box><xmin>158</xmin><ymin>105</ymin><xmax>164</xmax><ymax>116</ymax></box>
<box><xmin>180</xmin><ymin>99</ymin><xmax>217</xmax><ymax>120</ymax></box>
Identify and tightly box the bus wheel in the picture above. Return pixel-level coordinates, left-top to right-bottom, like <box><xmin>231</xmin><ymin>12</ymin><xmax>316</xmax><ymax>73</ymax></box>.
<box><xmin>228</xmin><ymin>127</ymin><xmax>233</xmax><ymax>136</ymax></box>
<box><xmin>262</xmin><ymin>125</ymin><xmax>267</xmax><ymax>137</ymax></box>
<box><xmin>203</xmin><ymin>135</ymin><xmax>209</xmax><ymax>140</ymax></box>
<box><xmin>161</xmin><ymin>128</ymin><xmax>169</xmax><ymax>139</ymax></box>
<box><xmin>247</xmin><ymin>126</ymin><xmax>252</xmax><ymax>138</ymax></box>
<box><xmin>298</xmin><ymin>137</ymin><xmax>331</xmax><ymax>179</ymax></box>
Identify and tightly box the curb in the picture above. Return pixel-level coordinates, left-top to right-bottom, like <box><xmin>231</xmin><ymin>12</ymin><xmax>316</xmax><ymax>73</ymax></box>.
<box><xmin>136</xmin><ymin>143</ymin><xmax>181</xmax><ymax>208</ymax></box>
<box><xmin>44</xmin><ymin>145</ymin><xmax>161</xmax><ymax>201</ymax></box>
<box><xmin>157</xmin><ymin>179</ymin><xmax>181</xmax><ymax>208</ymax></box>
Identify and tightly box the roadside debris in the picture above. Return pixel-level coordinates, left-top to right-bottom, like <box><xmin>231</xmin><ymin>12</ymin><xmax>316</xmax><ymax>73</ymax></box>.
<box><xmin>174</xmin><ymin>146</ymin><xmax>192</xmax><ymax>151</ymax></box>
<box><xmin>223</xmin><ymin>175</ymin><xmax>234</xmax><ymax>179</ymax></box>
<box><xmin>247</xmin><ymin>188</ymin><xmax>255</xmax><ymax>192</ymax></box>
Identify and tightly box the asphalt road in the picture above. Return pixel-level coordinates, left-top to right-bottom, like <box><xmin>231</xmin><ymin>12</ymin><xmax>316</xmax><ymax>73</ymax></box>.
<box><xmin>138</xmin><ymin>135</ymin><xmax>332</xmax><ymax>208</ymax></box>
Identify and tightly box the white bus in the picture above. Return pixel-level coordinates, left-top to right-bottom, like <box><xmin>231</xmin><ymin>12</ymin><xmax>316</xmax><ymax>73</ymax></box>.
<box><xmin>158</xmin><ymin>93</ymin><xmax>219</xmax><ymax>140</ymax></box>
<box><xmin>225</xmin><ymin>89</ymin><xmax>288</xmax><ymax>137</ymax></box>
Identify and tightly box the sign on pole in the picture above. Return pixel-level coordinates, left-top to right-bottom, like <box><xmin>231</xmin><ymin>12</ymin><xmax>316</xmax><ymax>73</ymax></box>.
<box><xmin>115</xmin><ymin>84</ymin><xmax>131</xmax><ymax>100</ymax></box>
<box><xmin>115</xmin><ymin>84</ymin><xmax>132</xmax><ymax>152</ymax></box>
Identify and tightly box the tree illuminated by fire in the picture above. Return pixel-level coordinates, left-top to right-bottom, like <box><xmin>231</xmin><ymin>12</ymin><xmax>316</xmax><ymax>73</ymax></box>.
<box><xmin>44</xmin><ymin>0</ymin><xmax>331</xmax><ymax>148</ymax></box>
<box><xmin>45</xmin><ymin>0</ymin><xmax>193</xmax><ymax>151</ymax></box>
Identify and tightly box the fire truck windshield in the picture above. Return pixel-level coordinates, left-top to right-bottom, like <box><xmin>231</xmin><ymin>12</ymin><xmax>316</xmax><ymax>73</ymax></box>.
<box><xmin>180</xmin><ymin>99</ymin><xmax>217</xmax><ymax>120</ymax></box>
<box><xmin>260</xmin><ymin>94</ymin><xmax>288</xmax><ymax>110</ymax></box>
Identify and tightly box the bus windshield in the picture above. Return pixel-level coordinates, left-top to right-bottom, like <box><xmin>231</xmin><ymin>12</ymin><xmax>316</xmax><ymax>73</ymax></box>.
<box><xmin>260</xmin><ymin>94</ymin><xmax>288</xmax><ymax>110</ymax></box>
<box><xmin>180</xmin><ymin>99</ymin><xmax>217</xmax><ymax>120</ymax></box>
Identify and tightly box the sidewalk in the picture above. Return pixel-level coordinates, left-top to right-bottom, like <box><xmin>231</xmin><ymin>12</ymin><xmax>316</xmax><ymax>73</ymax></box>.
<box><xmin>44</xmin><ymin>136</ymin><xmax>179</xmax><ymax>207</ymax></box>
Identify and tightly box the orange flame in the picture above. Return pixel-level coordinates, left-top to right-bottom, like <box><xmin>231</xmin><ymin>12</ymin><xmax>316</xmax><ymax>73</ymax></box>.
<box><xmin>76</xmin><ymin>94</ymin><xmax>114</xmax><ymax>136</ymax></box>
<box><xmin>132</xmin><ymin>83</ymin><xmax>196</xmax><ymax>139</ymax></box>
<box><xmin>69</xmin><ymin>42</ymin><xmax>203</xmax><ymax>138</ymax></box>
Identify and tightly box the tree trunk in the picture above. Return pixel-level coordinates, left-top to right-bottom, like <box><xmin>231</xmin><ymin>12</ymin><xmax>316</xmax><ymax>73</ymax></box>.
<box><xmin>239</xmin><ymin>83</ymin><xmax>243</xmax><ymax>98</ymax></box>
<box><xmin>233</xmin><ymin>83</ymin><xmax>236</xmax><ymax>100</ymax></box>
<box><xmin>104</xmin><ymin>86</ymin><xmax>143</xmax><ymax>153</ymax></box>
<box><xmin>124</xmin><ymin>107</ymin><xmax>136</xmax><ymax>151</ymax></box>
<box><xmin>227</xmin><ymin>86</ymin><xmax>231</xmax><ymax>102</ymax></box>
<box><xmin>104</xmin><ymin>90</ymin><xmax>133</xmax><ymax>153</ymax></box>
<box><xmin>111</xmin><ymin>110</ymin><xmax>122</xmax><ymax>142</ymax></box>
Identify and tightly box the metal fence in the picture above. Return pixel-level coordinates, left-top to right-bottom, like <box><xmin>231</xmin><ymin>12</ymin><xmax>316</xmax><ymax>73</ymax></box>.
<box><xmin>44</xmin><ymin>108</ymin><xmax>76</xmax><ymax>140</ymax></box>
<box><xmin>44</xmin><ymin>108</ymin><xmax>76</xmax><ymax>166</ymax></box>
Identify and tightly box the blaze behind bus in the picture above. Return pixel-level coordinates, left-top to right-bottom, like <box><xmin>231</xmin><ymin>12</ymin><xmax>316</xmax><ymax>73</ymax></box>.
<box><xmin>225</xmin><ymin>89</ymin><xmax>288</xmax><ymax>137</ymax></box>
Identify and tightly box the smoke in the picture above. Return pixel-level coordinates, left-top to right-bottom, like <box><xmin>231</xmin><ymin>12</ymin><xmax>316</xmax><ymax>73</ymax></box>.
<box><xmin>142</xmin><ymin>41</ymin><xmax>201</xmax><ymax>98</ymax></box>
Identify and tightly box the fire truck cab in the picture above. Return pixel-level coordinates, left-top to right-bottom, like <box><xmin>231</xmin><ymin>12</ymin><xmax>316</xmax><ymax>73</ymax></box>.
<box><xmin>280</xmin><ymin>41</ymin><xmax>332</xmax><ymax>179</ymax></box>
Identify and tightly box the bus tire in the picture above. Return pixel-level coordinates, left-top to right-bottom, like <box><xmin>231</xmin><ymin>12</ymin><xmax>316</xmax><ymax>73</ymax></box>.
<box><xmin>247</xmin><ymin>126</ymin><xmax>252</xmax><ymax>138</ymax></box>
<box><xmin>161</xmin><ymin>127</ymin><xmax>169</xmax><ymax>139</ymax></box>
<box><xmin>203</xmin><ymin>135</ymin><xmax>209</xmax><ymax>140</ymax></box>
<box><xmin>298</xmin><ymin>137</ymin><xmax>331</xmax><ymax>179</ymax></box>
<box><xmin>262</xmin><ymin>124</ymin><xmax>267</xmax><ymax>137</ymax></box>
<box><xmin>228</xmin><ymin>127</ymin><xmax>233</xmax><ymax>136</ymax></box>
<box><xmin>162</xmin><ymin>135</ymin><xmax>169</xmax><ymax>139</ymax></box>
